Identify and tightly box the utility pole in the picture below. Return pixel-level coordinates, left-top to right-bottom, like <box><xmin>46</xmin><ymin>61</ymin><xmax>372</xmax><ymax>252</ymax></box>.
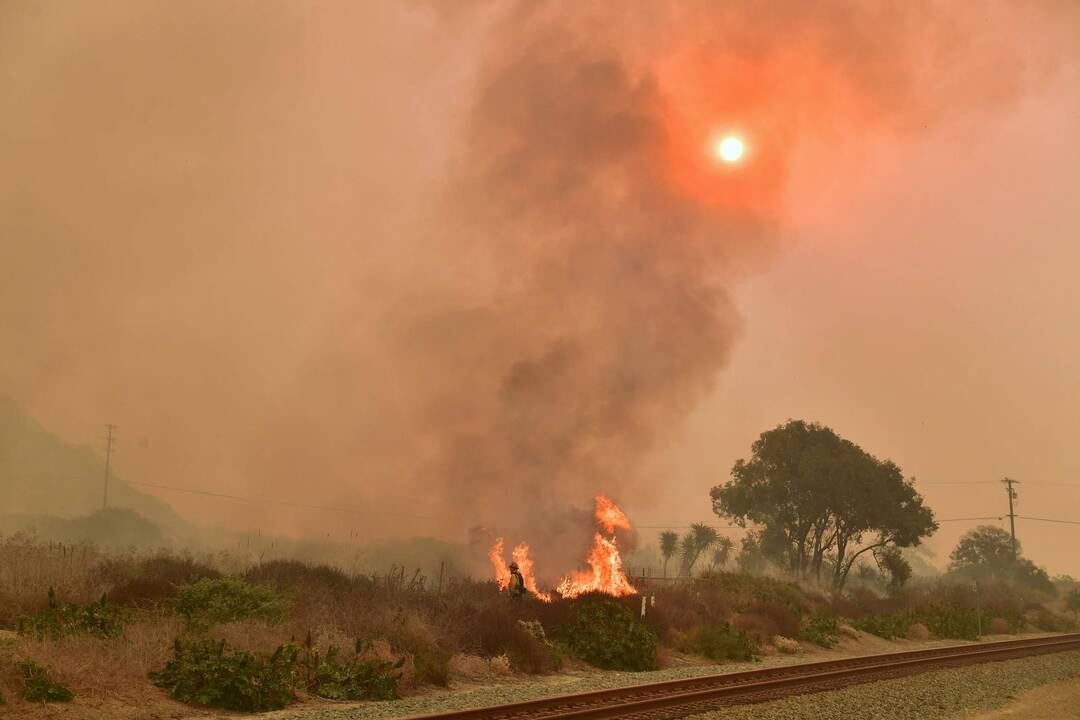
<box><xmin>103</xmin><ymin>424</ymin><xmax>117</xmax><ymax>509</ymax></box>
<box><xmin>1002</xmin><ymin>477</ymin><xmax>1019</xmax><ymax>560</ymax></box>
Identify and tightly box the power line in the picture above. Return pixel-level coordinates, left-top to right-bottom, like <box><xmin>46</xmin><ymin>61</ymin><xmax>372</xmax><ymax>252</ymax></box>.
<box><xmin>124</xmin><ymin>479</ymin><xmax>448</xmax><ymax>521</ymax></box>
<box><xmin>1018</xmin><ymin>515</ymin><xmax>1080</xmax><ymax>526</ymax></box>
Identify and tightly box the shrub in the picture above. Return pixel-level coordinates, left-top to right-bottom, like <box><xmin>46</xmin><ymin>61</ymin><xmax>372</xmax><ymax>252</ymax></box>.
<box><xmin>410</xmin><ymin>644</ymin><xmax>452</xmax><ymax>686</ymax></box>
<box><xmin>244</xmin><ymin>561</ymin><xmax>354</xmax><ymax>596</ymax></box>
<box><xmin>18</xmin><ymin>661</ymin><xmax>73</xmax><ymax>703</ymax></box>
<box><xmin>801</xmin><ymin>615</ymin><xmax>840</xmax><ymax>648</ymax></box>
<box><xmin>989</xmin><ymin>617</ymin><xmax>1011</xmax><ymax>634</ymax></box>
<box><xmin>175</xmin><ymin>578</ymin><xmax>289</xmax><ymax>629</ymax></box>
<box><xmin>774</xmin><ymin>636</ymin><xmax>800</xmax><ymax>654</ymax></box>
<box><xmin>296</xmin><ymin>639</ymin><xmax>402</xmax><ymax>701</ymax></box>
<box><xmin>472</xmin><ymin>606</ymin><xmax>561</xmax><ymax>674</ymax></box>
<box><xmin>681</xmin><ymin>623</ymin><xmax>759</xmax><ymax>663</ymax></box>
<box><xmin>852</xmin><ymin>613</ymin><xmax>911</xmax><ymax>640</ymax></box>
<box><xmin>106</xmin><ymin>555</ymin><xmax>221</xmax><ymax>606</ymax></box>
<box><xmin>907</xmin><ymin>622</ymin><xmax>930</xmax><ymax>641</ymax></box>
<box><xmin>18</xmin><ymin>588</ymin><xmax>124</xmax><ymax>640</ymax></box>
<box><xmin>558</xmin><ymin>595</ymin><xmax>657</xmax><ymax>671</ymax></box>
<box><xmin>149</xmin><ymin>638</ymin><xmax>298</xmax><ymax>711</ymax></box>
<box><xmin>920</xmin><ymin>605</ymin><xmax>979</xmax><ymax>640</ymax></box>
<box><xmin>1027</xmin><ymin>606</ymin><xmax>1072</xmax><ymax>632</ymax></box>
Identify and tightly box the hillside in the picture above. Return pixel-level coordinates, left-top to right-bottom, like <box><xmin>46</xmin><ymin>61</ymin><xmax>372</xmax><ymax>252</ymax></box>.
<box><xmin>0</xmin><ymin>396</ymin><xmax>186</xmax><ymax>536</ymax></box>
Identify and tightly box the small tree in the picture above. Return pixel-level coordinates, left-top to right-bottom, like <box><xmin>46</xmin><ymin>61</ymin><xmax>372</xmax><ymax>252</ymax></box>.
<box><xmin>680</xmin><ymin>524</ymin><xmax>718</xmax><ymax>576</ymax></box>
<box><xmin>711</xmin><ymin>537</ymin><xmax>734</xmax><ymax>570</ymax></box>
<box><xmin>659</xmin><ymin>532</ymin><xmax>678</xmax><ymax>578</ymax></box>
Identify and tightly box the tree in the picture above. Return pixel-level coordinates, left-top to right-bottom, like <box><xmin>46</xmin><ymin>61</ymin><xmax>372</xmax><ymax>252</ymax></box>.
<box><xmin>711</xmin><ymin>420</ymin><xmax>936</xmax><ymax>593</ymax></box>
<box><xmin>949</xmin><ymin>525</ymin><xmax>1056</xmax><ymax>596</ymax></box>
<box><xmin>874</xmin><ymin>545</ymin><xmax>912</xmax><ymax>595</ymax></box>
<box><xmin>658</xmin><ymin>531</ymin><xmax>678</xmax><ymax>578</ymax></box>
<box><xmin>1066</xmin><ymin>589</ymin><xmax>1080</xmax><ymax>621</ymax></box>
<box><xmin>949</xmin><ymin>526</ymin><xmax>1016</xmax><ymax>580</ymax></box>
<box><xmin>679</xmin><ymin>523</ymin><xmax>718</xmax><ymax>576</ymax></box>
<box><xmin>710</xmin><ymin>537</ymin><xmax>735</xmax><ymax>570</ymax></box>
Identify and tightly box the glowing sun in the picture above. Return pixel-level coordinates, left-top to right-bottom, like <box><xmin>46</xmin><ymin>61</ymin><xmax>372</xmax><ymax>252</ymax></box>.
<box><xmin>713</xmin><ymin>135</ymin><xmax>745</xmax><ymax>164</ymax></box>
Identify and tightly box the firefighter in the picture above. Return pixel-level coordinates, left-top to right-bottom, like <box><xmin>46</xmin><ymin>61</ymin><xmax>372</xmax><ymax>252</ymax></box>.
<box><xmin>507</xmin><ymin>562</ymin><xmax>526</xmax><ymax>600</ymax></box>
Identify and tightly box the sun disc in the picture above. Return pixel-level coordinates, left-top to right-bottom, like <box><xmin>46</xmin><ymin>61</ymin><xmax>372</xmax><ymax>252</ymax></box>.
<box><xmin>715</xmin><ymin>136</ymin><xmax>745</xmax><ymax>163</ymax></box>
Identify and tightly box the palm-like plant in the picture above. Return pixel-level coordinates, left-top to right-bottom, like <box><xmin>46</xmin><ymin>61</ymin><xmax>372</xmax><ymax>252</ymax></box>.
<box><xmin>659</xmin><ymin>531</ymin><xmax>679</xmax><ymax>578</ymax></box>
<box><xmin>681</xmin><ymin>523</ymin><xmax>718</xmax><ymax>576</ymax></box>
<box><xmin>711</xmin><ymin>536</ymin><xmax>735</xmax><ymax>570</ymax></box>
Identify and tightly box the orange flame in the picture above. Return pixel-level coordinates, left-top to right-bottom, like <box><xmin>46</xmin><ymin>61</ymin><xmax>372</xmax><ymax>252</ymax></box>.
<box><xmin>489</xmin><ymin>537</ymin><xmax>511</xmax><ymax>590</ymax></box>
<box><xmin>595</xmin><ymin>494</ymin><xmax>631</xmax><ymax>534</ymax></box>
<box><xmin>555</xmin><ymin>496</ymin><xmax>637</xmax><ymax>599</ymax></box>
<box><xmin>512</xmin><ymin>543</ymin><xmax>553</xmax><ymax>603</ymax></box>
<box><xmin>488</xmin><ymin>536</ymin><xmax>552</xmax><ymax>602</ymax></box>
<box><xmin>488</xmin><ymin>495</ymin><xmax>636</xmax><ymax>600</ymax></box>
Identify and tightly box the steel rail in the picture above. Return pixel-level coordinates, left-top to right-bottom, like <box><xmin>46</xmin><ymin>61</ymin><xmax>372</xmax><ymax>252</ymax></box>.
<box><xmin>407</xmin><ymin>633</ymin><xmax>1080</xmax><ymax>720</ymax></box>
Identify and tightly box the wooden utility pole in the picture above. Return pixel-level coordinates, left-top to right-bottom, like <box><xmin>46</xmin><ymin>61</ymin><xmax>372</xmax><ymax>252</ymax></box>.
<box><xmin>103</xmin><ymin>424</ymin><xmax>117</xmax><ymax>509</ymax></box>
<box><xmin>1003</xmin><ymin>477</ymin><xmax>1019</xmax><ymax>559</ymax></box>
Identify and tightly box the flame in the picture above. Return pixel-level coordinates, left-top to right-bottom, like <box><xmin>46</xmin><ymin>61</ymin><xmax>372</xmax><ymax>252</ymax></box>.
<box><xmin>489</xmin><ymin>537</ymin><xmax>511</xmax><ymax>589</ymax></box>
<box><xmin>555</xmin><ymin>496</ymin><xmax>637</xmax><ymax>599</ymax></box>
<box><xmin>595</xmin><ymin>494</ymin><xmax>631</xmax><ymax>534</ymax></box>
<box><xmin>488</xmin><ymin>495</ymin><xmax>636</xmax><ymax>600</ymax></box>
<box><xmin>488</xmin><ymin>536</ymin><xmax>552</xmax><ymax>602</ymax></box>
<box><xmin>512</xmin><ymin>543</ymin><xmax>553</xmax><ymax>603</ymax></box>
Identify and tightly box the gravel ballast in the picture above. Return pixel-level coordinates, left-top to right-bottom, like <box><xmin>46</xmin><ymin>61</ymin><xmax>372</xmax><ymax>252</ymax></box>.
<box><xmin>264</xmin><ymin>647</ymin><xmax>1080</xmax><ymax>720</ymax></box>
<box><xmin>689</xmin><ymin>650</ymin><xmax>1080</xmax><ymax>720</ymax></box>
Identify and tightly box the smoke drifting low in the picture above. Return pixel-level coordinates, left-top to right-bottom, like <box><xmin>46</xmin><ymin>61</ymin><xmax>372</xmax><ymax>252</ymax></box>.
<box><xmin>1</xmin><ymin>2</ymin><xmax>1076</xmax><ymax>561</ymax></box>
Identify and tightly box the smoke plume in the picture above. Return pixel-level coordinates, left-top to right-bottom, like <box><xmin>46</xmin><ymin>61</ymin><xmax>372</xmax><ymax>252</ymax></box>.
<box><xmin>0</xmin><ymin>2</ymin><xmax>1076</xmax><ymax>565</ymax></box>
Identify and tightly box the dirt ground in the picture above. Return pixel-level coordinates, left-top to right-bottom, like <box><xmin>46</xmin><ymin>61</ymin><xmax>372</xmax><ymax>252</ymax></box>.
<box><xmin>958</xmin><ymin>676</ymin><xmax>1080</xmax><ymax>720</ymax></box>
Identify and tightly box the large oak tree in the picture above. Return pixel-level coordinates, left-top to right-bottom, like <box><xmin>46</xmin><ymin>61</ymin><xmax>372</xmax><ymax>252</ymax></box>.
<box><xmin>711</xmin><ymin>420</ymin><xmax>937</xmax><ymax>592</ymax></box>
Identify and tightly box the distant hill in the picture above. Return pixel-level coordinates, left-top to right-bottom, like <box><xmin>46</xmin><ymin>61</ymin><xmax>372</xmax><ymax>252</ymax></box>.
<box><xmin>0</xmin><ymin>396</ymin><xmax>187</xmax><ymax>540</ymax></box>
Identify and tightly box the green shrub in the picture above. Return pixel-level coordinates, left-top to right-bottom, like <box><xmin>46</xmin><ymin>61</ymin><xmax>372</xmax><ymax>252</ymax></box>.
<box><xmin>681</xmin><ymin>623</ymin><xmax>759</xmax><ymax>662</ymax></box>
<box><xmin>920</xmin><ymin>604</ymin><xmax>980</xmax><ymax>641</ymax></box>
<box><xmin>852</xmin><ymin>613</ymin><xmax>911</xmax><ymax>640</ymax></box>
<box><xmin>801</xmin><ymin>615</ymin><xmax>841</xmax><ymax>648</ymax></box>
<box><xmin>557</xmin><ymin>595</ymin><xmax>657</xmax><ymax>671</ymax></box>
<box><xmin>18</xmin><ymin>661</ymin><xmax>73</xmax><ymax>703</ymax></box>
<box><xmin>174</xmin><ymin>578</ymin><xmax>289</xmax><ymax>629</ymax></box>
<box><xmin>18</xmin><ymin>588</ymin><xmax>124</xmax><ymax>640</ymax></box>
<box><xmin>149</xmin><ymin>638</ymin><xmax>298</xmax><ymax>711</ymax></box>
<box><xmin>297</xmin><ymin>640</ymin><xmax>402</xmax><ymax>700</ymax></box>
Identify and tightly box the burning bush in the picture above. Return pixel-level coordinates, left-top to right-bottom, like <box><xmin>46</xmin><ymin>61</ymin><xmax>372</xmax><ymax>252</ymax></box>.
<box><xmin>556</xmin><ymin>595</ymin><xmax>656</xmax><ymax>671</ymax></box>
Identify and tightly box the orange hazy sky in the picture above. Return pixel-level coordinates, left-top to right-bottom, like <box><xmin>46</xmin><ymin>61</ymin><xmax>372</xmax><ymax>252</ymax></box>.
<box><xmin>2</xmin><ymin>2</ymin><xmax>1079</xmax><ymax>574</ymax></box>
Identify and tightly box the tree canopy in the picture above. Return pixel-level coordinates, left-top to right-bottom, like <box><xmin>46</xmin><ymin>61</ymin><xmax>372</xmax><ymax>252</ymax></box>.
<box><xmin>710</xmin><ymin>420</ymin><xmax>936</xmax><ymax>592</ymax></box>
<box><xmin>948</xmin><ymin>525</ymin><xmax>1056</xmax><ymax>596</ymax></box>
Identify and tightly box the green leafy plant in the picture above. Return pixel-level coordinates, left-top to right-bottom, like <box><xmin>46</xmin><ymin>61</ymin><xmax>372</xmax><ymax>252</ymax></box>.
<box><xmin>296</xmin><ymin>637</ymin><xmax>402</xmax><ymax>700</ymax></box>
<box><xmin>680</xmin><ymin>623</ymin><xmax>759</xmax><ymax>662</ymax></box>
<box><xmin>557</xmin><ymin>595</ymin><xmax>657</xmax><ymax>671</ymax></box>
<box><xmin>174</xmin><ymin>578</ymin><xmax>289</xmax><ymax>629</ymax></box>
<box><xmin>18</xmin><ymin>660</ymin><xmax>74</xmax><ymax>703</ymax></box>
<box><xmin>149</xmin><ymin>638</ymin><xmax>298</xmax><ymax>711</ymax></box>
<box><xmin>800</xmin><ymin>614</ymin><xmax>841</xmax><ymax>648</ymax></box>
<box><xmin>852</xmin><ymin>612</ymin><xmax>912</xmax><ymax>640</ymax></box>
<box><xmin>18</xmin><ymin>588</ymin><xmax>124</xmax><ymax>640</ymax></box>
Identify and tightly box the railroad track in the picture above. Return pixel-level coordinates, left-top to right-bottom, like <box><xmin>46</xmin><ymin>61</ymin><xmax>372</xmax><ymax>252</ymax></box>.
<box><xmin>409</xmin><ymin>633</ymin><xmax>1080</xmax><ymax>720</ymax></box>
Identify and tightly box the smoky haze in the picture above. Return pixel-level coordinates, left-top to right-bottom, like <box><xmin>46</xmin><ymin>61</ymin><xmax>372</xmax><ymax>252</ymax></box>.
<box><xmin>1</xmin><ymin>2</ymin><xmax>1077</xmax><ymax>575</ymax></box>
